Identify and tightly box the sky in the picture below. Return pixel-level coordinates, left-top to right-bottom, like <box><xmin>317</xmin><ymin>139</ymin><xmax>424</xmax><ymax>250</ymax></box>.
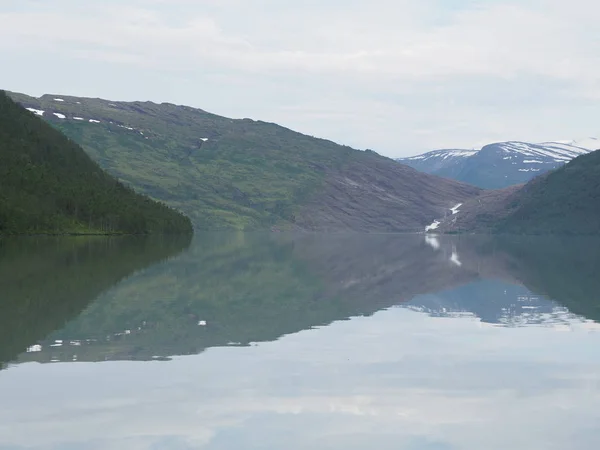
<box><xmin>1</xmin><ymin>0</ymin><xmax>599</xmax><ymax>157</ymax></box>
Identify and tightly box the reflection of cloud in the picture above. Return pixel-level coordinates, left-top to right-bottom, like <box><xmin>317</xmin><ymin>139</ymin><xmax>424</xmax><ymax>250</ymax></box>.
<box><xmin>1</xmin><ymin>308</ymin><xmax>600</xmax><ymax>449</ymax></box>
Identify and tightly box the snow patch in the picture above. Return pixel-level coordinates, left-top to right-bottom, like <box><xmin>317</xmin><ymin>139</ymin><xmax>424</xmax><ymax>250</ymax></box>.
<box><xmin>26</xmin><ymin>108</ymin><xmax>44</xmax><ymax>116</ymax></box>
<box><xmin>425</xmin><ymin>220</ymin><xmax>440</xmax><ymax>232</ymax></box>
<box><xmin>27</xmin><ymin>345</ymin><xmax>42</xmax><ymax>353</ymax></box>
<box><xmin>450</xmin><ymin>203</ymin><xmax>462</xmax><ymax>215</ymax></box>
<box><xmin>200</xmin><ymin>138</ymin><xmax>209</xmax><ymax>142</ymax></box>
<box><xmin>73</xmin><ymin>117</ymin><xmax>84</xmax><ymax>121</ymax></box>
<box><xmin>523</xmin><ymin>160</ymin><xmax>544</xmax><ymax>164</ymax></box>
<box><xmin>53</xmin><ymin>112</ymin><xmax>66</xmax><ymax>119</ymax></box>
<box><xmin>89</xmin><ymin>119</ymin><xmax>101</xmax><ymax>123</ymax></box>
<box><xmin>53</xmin><ymin>98</ymin><xmax>64</xmax><ymax>102</ymax></box>
<box><xmin>198</xmin><ymin>320</ymin><xmax>207</xmax><ymax>326</ymax></box>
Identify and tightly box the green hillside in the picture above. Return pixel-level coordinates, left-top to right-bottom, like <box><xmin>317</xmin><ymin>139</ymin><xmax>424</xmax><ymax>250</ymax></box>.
<box><xmin>0</xmin><ymin>91</ymin><xmax>192</xmax><ymax>235</ymax></box>
<box><xmin>498</xmin><ymin>150</ymin><xmax>600</xmax><ymax>235</ymax></box>
<box><xmin>8</xmin><ymin>92</ymin><xmax>480</xmax><ymax>231</ymax></box>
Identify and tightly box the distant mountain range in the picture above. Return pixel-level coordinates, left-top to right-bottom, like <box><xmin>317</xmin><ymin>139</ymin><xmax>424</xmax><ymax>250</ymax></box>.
<box><xmin>398</xmin><ymin>139</ymin><xmax>599</xmax><ymax>189</ymax></box>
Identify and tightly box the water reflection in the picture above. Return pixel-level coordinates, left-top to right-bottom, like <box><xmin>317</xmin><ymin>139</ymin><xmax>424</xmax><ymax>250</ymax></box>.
<box><xmin>1</xmin><ymin>233</ymin><xmax>600</xmax><ymax>449</ymax></box>
<box><xmin>0</xmin><ymin>235</ymin><xmax>191</xmax><ymax>369</ymax></box>
<box><xmin>9</xmin><ymin>233</ymin><xmax>600</xmax><ymax>365</ymax></box>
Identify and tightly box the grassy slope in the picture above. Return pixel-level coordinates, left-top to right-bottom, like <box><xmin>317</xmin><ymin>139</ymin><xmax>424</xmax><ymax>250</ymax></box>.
<box><xmin>9</xmin><ymin>92</ymin><xmax>360</xmax><ymax>229</ymax></box>
<box><xmin>0</xmin><ymin>92</ymin><xmax>193</xmax><ymax>234</ymax></box>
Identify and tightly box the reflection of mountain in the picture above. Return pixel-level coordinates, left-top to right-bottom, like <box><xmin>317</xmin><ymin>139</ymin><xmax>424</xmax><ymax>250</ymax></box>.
<box><xmin>488</xmin><ymin>237</ymin><xmax>600</xmax><ymax>323</ymax></box>
<box><xmin>17</xmin><ymin>233</ymin><xmax>473</xmax><ymax>364</ymax></box>
<box><xmin>14</xmin><ymin>233</ymin><xmax>600</xmax><ymax>365</ymax></box>
<box><xmin>406</xmin><ymin>280</ymin><xmax>572</xmax><ymax>326</ymax></box>
<box><xmin>410</xmin><ymin>235</ymin><xmax>600</xmax><ymax>326</ymax></box>
<box><xmin>0</xmin><ymin>235</ymin><xmax>191</xmax><ymax>369</ymax></box>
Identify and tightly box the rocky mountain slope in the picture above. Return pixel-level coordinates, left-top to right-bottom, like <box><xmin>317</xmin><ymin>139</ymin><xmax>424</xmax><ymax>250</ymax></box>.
<box><xmin>434</xmin><ymin>150</ymin><xmax>600</xmax><ymax>235</ymax></box>
<box><xmin>9</xmin><ymin>92</ymin><xmax>481</xmax><ymax>232</ymax></box>
<box><xmin>398</xmin><ymin>140</ymin><xmax>597</xmax><ymax>189</ymax></box>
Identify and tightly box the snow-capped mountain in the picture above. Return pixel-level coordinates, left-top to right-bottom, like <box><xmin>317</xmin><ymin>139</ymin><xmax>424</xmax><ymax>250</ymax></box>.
<box><xmin>397</xmin><ymin>140</ymin><xmax>598</xmax><ymax>189</ymax></box>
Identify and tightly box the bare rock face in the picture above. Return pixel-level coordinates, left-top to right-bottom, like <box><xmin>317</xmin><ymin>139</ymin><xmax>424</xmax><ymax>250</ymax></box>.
<box><xmin>296</xmin><ymin>155</ymin><xmax>482</xmax><ymax>232</ymax></box>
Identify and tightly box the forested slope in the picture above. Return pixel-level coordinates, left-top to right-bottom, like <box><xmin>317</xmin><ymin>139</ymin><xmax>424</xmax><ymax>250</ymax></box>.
<box><xmin>0</xmin><ymin>92</ymin><xmax>192</xmax><ymax>234</ymax></box>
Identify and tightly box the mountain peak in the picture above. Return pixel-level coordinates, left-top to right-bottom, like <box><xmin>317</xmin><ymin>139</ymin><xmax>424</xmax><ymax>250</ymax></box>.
<box><xmin>397</xmin><ymin>140</ymin><xmax>593</xmax><ymax>189</ymax></box>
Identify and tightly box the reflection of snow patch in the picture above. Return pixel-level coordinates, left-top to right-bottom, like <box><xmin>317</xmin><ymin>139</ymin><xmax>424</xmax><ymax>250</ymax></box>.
<box><xmin>73</xmin><ymin>117</ymin><xmax>84</xmax><ymax>121</ymax></box>
<box><xmin>53</xmin><ymin>113</ymin><xmax>66</xmax><ymax>119</ymax></box>
<box><xmin>26</xmin><ymin>108</ymin><xmax>44</xmax><ymax>116</ymax></box>
<box><xmin>450</xmin><ymin>250</ymin><xmax>462</xmax><ymax>266</ymax></box>
<box><xmin>27</xmin><ymin>345</ymin><xmax>42</xmax><ymax>353</ymax></box>
<box><xmin>198</xmin><ymin>320</ymin><xmax>207</xmax><ymax>326</ymax></box>
<box><xmin>425</xmin><ymin>235</ymin><xmax>440</xmax><ymax>250</ymax></box>
<box><xmin>89</xmin><ymin>119</ymin><xmax>101</xmax><ymax>123</ymax></box>
<box><xmin>425</xmin><ymin>220</ymin><xmax>440</xmax><ymax>232</ymax></box>
<box><xmin>200</xmin><ymin>138</ymin><xmax>209</xmax><ymax>142</ymax></box>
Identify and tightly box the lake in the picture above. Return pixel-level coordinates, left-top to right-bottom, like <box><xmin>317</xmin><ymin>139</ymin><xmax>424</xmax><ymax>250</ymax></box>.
<box><xmin>1</xmin><ymin>233</ymin><xmax>600</xmax><ymax>449</ymax></box>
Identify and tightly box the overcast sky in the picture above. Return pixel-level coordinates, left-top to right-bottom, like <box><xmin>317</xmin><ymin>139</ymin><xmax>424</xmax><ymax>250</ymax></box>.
<box><xmin>1</xmin><ymin>0</ymin><xmax>599</xmax><ymax>157</ymax></box>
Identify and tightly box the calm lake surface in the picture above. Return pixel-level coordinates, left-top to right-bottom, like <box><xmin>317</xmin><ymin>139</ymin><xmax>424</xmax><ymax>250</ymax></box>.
<box><xmin>1</xmin><ymin>233</ymin><xmax>600</xmax><ymax>449</ymax></box>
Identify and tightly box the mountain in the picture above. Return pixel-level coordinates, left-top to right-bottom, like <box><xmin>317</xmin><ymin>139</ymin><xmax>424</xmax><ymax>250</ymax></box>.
<box><xmin>8</xmin><ymin>92</ymin><xmax>481</xmax><ymax>232</ymax></box>
<box><xmin>435</xmin><ymin>150</ymin><xmax>600</xmax><ymax>235</ymax></box>
<box><xmin>0</xmin><ymin>91</ymin><xmax>192</xmax><ymax>235</ymax></box>
<box><xmin>398</xmin><ymin>140</ymin><xmax>596</xmax><ymax>189</ymax></box>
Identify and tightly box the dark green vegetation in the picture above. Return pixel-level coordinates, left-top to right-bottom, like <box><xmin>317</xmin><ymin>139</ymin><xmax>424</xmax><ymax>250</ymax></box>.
<box><xmin>498</xmin><ymin>151</ymin><xmax>600</xmax><ymax>235</ymax></box>
<box><xmin>437</xmin><ymin>151</ymin><xmax>600</xmax><ymax>235</ymax></box>
<box><xmin>8</xmin><ymin>92</ymin><xmax>480</xmax><ymax>231</ymax></box>
<box><xmin>0</xmin><ymin>234</ymin><xmax>191</xmax><ymax>369</ymax></box>
<box><xmin>0</xmin><ymin>91</ymin><xmax>192</xmax><ymax>234</ymax></box>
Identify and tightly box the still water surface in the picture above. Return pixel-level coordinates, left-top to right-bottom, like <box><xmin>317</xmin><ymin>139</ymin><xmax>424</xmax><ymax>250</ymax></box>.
<box><xmin>1</xmin><ymin>233</ymin><xmax>599</xmax><ymax>449</ymax></box>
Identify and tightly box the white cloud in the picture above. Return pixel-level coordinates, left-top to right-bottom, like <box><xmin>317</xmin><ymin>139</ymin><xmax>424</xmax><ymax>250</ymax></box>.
<box><xmin>0</xmin><ymin>0</ymin><xmax>598</xmax><ymax>156</ymax></box>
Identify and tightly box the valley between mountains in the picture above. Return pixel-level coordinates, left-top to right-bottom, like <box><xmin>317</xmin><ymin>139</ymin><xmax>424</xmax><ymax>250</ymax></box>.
<box><xmin>6</xmin><ymin>91</ymin><xmax>600</xmax><ymax>235</ymax></box>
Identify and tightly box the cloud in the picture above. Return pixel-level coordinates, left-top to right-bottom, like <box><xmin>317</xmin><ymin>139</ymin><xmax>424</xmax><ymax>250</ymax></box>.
<box><xmin>0</xmin><ymin>0</ymin><xmax>598</xmax><ymax>156</ymax></box>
